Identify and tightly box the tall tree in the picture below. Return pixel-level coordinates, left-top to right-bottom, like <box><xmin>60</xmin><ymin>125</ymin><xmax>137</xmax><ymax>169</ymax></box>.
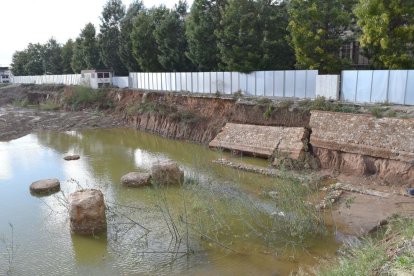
<box><xmin>217</xmin><ymin>0</ymin><xmax>262</xmax><ymax>72</ymax></box>
<box><xmin>24</xmin><ymin>43</ymin><xmax>45</xmax><ymax>75</ymax></box>
<box><xmin>288</xmin><ymin>0</ymin><xmax>354</xmax><ymax>73</ymax></box>
<box><xmin>185</xmin><ymin>0</ymin><xmax>226</xmax><ymax>71</ymax></box>
<box><xmin>131</xmin><ymin>7</ymin><xmax>167</xmax><ymax>72</ymax></box>
<box><xmin>259</xmin><ymin>0</ymin><xmax>295</xmax><ymax>70</ymax></box>
<box><xmin>61</xmin><ymin>39</ymin><xmax>75</xmax><ymax>74</ymax></box>
<box><xmin>119</xmin><ymin>0</ymin><xmax>144</xmax><ymax>72</ymax></box>
<box><xmin>43</xmin><ymin>38</ymin><xmax>63</xmax><ymax>74</ymax></box>
<box><xmin>217</xmin><ymin>0</ymin><xmax>293</xmax><ymax>72</ymax></box>
<box><xmin>99</xmin><ymin>0</ymin><xmax>127</xmax><ymax>75</ymax></box>
<box><xmin>71</xmin><ymin>38</ymin><xmax>87</xmax><ymax>73</ymax></box>
<box><xmin>354</xmin><ymin>0</ymin><xmax>414</xmax><ymax>69</ymax></box>
<box><xmin>71</xmin><ymin>23</ymin><xmax>101</xmax><ymax>73</ymax></box>
<box><xmin>11</xmin><ymin>50</ymin><xmax>29</xmax><ymax>76</ymax></box>
<box><xmin>154</xmin><ymin>1</ymin><xmax>193</xmax><ymax>71</ymax></box>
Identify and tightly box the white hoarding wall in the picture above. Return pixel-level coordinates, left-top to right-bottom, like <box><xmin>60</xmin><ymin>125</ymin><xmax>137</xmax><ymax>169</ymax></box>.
<box><xmin>129</xmin><ymin>70</ymin><xmax>318</xmax><ymax>98</ymax></box>
<box><xmin>341</xmin><ymin>70</ymin><xmax>414</xmax><ymax>105</ymax></box>
<box><xmin>12</xmin><ymin>74</ymin><xmax>81</xmax><ymax>85</ymax></box>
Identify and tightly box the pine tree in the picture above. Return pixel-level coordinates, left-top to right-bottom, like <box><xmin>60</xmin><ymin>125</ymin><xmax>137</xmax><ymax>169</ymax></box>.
<box><xmin>154</xmin><ymin>2</ymin><xmax>193</xmax><ymax>71</ymax></box>
<box><xmin>43</xmin><ymin>38</ymin><xmax>63</xmax><ymax>74</ymax></box>
<box><xmin>61</xmin><ymin>39</ymin><xmax>75</xmax><ymax>74</ymax></box>
<box><xmin>99</xmin><ymin>0</ymin><xmax>127</xmax><ymax>75</ymax></box>
<box><xmin>131</xmin><ymin>7</ymin><xmax>167</xmax><ymax>72</ymax></box>
<box><xmin>119</xmin><ymin>0</ymin><xmax>144</xmax><ymax>72</ymax></box>
<box><xmin>185</xmin><ymin>0</ymin><xmax>226</xmax><ymax>71</ymax></box>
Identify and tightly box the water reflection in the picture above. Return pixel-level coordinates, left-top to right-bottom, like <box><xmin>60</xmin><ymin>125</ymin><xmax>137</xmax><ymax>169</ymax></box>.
<box><xmin>0</xmin><ymin>129</ymin><xmax>339</xmax><ymax>275</ymax></box>
<box><xmin>71</xmin><ymin>234</ymin><xmax>108</xmax><ymax>265</ymax></box>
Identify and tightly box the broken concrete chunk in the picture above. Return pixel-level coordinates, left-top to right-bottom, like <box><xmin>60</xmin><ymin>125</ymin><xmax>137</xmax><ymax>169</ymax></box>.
<box><xmin>151</xmin><ymin>160</ymin><xmax>184</xmax><ymax>186</ymax></box>
<box><xmin>30</xmin><ymin>178</ymin><xmax>60</xmax><ymax>196</ymax></box>
<box><xmin>121</xmin><ymin>172</ymin><xmax>152</xmax><ymax>187</ymax></box>
<box><xmin>68</xmin><ymin>189</ymin><xmax>107</xmax><ymax>235</ymax></box>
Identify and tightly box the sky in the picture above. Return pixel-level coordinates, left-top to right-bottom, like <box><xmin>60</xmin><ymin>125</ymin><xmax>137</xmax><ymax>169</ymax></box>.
<box><xmin>0</xmin><ymin>0</ymin><xmax>193</xmax><ymax>66</ymax></box>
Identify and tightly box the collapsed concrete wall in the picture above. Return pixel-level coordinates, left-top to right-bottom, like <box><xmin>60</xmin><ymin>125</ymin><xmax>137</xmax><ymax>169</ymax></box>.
<box><xmin>310</xmin><ymin>111</ymin><xmax>414</xmax><ymax>185</ymax></box>
<box><xmin>209</xmin><ymin>123</ymin><xmax>308</xmax><ymax>159</ymax></box>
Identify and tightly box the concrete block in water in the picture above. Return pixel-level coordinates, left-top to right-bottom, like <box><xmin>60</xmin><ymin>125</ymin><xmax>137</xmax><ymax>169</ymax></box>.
<box><xmin>68</xmin><ymin>189</ymin><xmax>107</xmax><ymax>235</ymax></box>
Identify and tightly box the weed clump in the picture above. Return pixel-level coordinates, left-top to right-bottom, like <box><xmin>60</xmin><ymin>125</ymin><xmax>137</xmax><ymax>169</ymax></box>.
<box><xmin>318</xmin><ymin>216</ymin><xmax>414</xmax><ymax>275</ymax></box>
<box><xmin>64</xmin><ymin>86</ymin><xmax>112</xmax><ymax>110</ymax></box>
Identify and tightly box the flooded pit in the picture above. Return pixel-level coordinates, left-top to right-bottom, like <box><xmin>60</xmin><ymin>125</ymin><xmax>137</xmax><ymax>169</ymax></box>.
<box><xmin>0</xmin><ymin>128</ymin><xmax>339</xmax><ymax>275</ymax></box>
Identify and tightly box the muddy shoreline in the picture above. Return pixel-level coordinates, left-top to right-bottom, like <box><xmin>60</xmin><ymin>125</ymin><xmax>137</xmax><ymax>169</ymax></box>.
<box><xmin>0</xmin><ymin>106</ymin><xmax>124</xmax><ymax>141</ymax></box>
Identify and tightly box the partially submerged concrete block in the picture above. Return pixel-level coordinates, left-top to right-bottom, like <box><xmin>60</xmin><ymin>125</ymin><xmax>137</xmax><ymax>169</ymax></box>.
<box><xmin>30</xmin><ymin>178</ymin><xmax>60</xmax><ymax>196</ymax></box>
<box><xmin>68</xmin><ymin>189</ymin><xmax>107</xmax><ymax>235</ymax></box>
<box><xmin>121</xmin><ymin>172</ymin><xmax>151</xmax><ymax>187</ymax></box>
<box><xmin>151</xmin><ymin>160</ymin><xmax>184</xmax><ymax>186</ymax></box>
<box><xmin>209</xmin><ymin>123</ymin><xmax>308</xmax><ymax>159</ymax></box>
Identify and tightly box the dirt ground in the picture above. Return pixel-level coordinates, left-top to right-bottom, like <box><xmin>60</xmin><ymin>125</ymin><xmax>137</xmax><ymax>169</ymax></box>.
<box><xmin>0</xmin><ymin>106</ymin><xmax>123</xmax><ymax>141</ymax></box>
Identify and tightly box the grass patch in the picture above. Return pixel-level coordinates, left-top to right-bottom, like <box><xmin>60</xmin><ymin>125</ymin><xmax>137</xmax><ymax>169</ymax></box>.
<box><xmin>170</xmin><ymin>110</ymin><xmax>201</xmax><ymax>123</ymax></box>
<box><xmin>64</xmin><ymin>86</ymin><xmax>112</xmax><ymax>110</ymax></box>
<box><xmin>39</xmin><ymin>101</ymin><xmax>60</xmax><ymax>111</ymax></box>
<box><xmin>299</xmin><ymin>96</ymin><xmax>360</xmax><ymax>114</ymax></box>
<box><xmin>318</xmin><ymin>216</ymin><xmax>414</xmax><ymax>275</ymax></box>
<box><xmin>369</xmin><ymin>106</ymin><xmax>387</xmax><ymax>118</ymax></box>
<box><xmin>12</xmin><ymin>98</ymin><xmax>29</xmax><ymax>107</ymax></box>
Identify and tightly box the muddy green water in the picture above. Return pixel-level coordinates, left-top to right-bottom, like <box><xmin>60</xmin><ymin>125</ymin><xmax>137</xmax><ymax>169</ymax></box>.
<box><xmin>0</xmin><ymin>128</ymin><xmax>339</xmax><ymax>275</ymax></box>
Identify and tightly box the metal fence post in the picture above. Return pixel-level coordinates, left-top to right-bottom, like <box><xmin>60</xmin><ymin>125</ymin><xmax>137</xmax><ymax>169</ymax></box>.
<box><xmin>386</xmin><ymin>70</ymin><xmax>390</xmax><ymax>103</ymax></box>
<box><xmin>404</xmin><ymin>70</ymin><xmax>409</xmax><ymax>105</ymax></box>
<box><xmin>354</xmin><ymin>71</ymin><xmax>359</xmax><ymax>103</ymax></box>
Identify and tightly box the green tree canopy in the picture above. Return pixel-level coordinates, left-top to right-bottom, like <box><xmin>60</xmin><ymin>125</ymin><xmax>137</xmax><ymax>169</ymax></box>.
<box><xmin>71</xmin><ymin>23</ymin><xmax>101</xmax><ymax>73</ymax></box>
<box><xmin>119</xmin><ymin>0</ymin><xmax>144</xmax><ymax>72</ymax></box>
<box><xmin>99</xmin><ymin>0</ymin><xmax>127</xmax><ymax>75</ymax></box>
<box><xmin>43</xmin><ymin>38</ymin><xmax>63</xmax><ymax>74</ymax></box>
<box><xmin>354</xmin><ymin>0</ymin><xmax>414</xmax><ymax>69</ymax></box>
<box><xmin>216</xmin><ymin>0</ymin><xmax>294</xmax><ymax>72</ymax></box>
<box><xmin>154</xmin><ymin>1</ymin><xmax>193</xmax><ymax>71</ymax></box>
<box><xmin>288</xmin><ymin>0</ymin><xmax>354</xmax><ymax>73</ymax></box>
<box><xmin>185</xmin><ymin>0</ymin><xmax>226</xmax><ymax>71</ymax></box>
<box><xmin>131</xmin><ymin>7</ymin><xmax>167</xmax><ymax>72</ymax></box>
<box><xmin>11</xmin><ymin>43</ymin><xmax>45</xmax><ymax>76</ymax></box>
<box><xmin>11</xmin><ymin>50</ymin><xmax>29</xmax><ymax>76</ymax></box>
<box><xmin>61</xmin><ymin>39</ymin><xmax>75</xmax><ymax>74</ymax></box>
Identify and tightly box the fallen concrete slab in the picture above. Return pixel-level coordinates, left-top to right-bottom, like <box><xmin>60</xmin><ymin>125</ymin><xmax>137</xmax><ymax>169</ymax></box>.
<box><xmin>310</xmin><ymin>111</ymin><xmax>414</xmax><ymax>185</ymax></box>
<box><xmin>310</xmin><ymin>110</ymin><xmax>414</xmax><ymax>163</ymax></box>
<box><xmin>209</xmin><ymin>123</ymin><xmax>308</xmax><ymax>159</ymax></box>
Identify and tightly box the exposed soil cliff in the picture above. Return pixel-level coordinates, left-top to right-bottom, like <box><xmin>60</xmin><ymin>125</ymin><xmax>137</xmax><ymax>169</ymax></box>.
<box><xmin>111</xmin><ymin>90</ymin><xmax>310</xmax><ymax>144</ymax></box>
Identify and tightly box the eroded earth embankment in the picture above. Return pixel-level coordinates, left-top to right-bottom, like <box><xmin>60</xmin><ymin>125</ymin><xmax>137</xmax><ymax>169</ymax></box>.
<box><xmin>1</xmin><ymin>84</ymin><xmax>414</xmax><ymax>188</ymax></box>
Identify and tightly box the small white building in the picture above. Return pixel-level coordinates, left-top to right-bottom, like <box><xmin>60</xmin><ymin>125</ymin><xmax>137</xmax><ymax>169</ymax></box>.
<box><xmin>0</xmin><ymin>67</ymin><xmax>12</xmax><ymax>83</ymax></box>
<box><xmin>80</xmin><ymin>69</ymin><xmax>113</xmax><ymax>89</ymax></box>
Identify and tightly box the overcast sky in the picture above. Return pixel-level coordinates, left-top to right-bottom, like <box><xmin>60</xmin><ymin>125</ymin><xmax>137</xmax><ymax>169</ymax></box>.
<box><xmin>0</xmin><ymin>0</ymin><xmax>193</xmax><ymax>66</ymax></box>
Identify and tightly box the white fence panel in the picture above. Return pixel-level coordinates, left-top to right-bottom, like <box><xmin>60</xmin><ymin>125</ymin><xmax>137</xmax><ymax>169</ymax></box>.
<box><xmin>295</xmin><ymin>70</ymin><xmax>307</xmax><ymax>98</ymax></box>
<box><xmin>371</xmin><ymin>71</ymin><xmax>388</xmax><ymax>103</ymax></box>
<box><xmin>388</xmin><ymin>70</ymin><xmax>407</xmax><ymax>104</ymax></box>
<box><xmin>255</xmin><ymin>71</ymin><xmax>265</xmax><ymax>96</ymax></box>
<box><xmin>355</xmin><ymin>70</ymin><xmax>372</xmax><ymax>103</ymax></box>
<box><xmin>342</xmin><ymin>70</ymin><xmax>414</xmax><ymax>105</ymax></box>
<box><xmin>316</xmin><ymin>75</ymin><xmax>340</xmax><ymax>100</ymax></box>
<box><xmin>113</xmin><ymin>77</ymin><xmax>129</xmax><ymax>88</ymax></box>
<box><xmin>341</xmin><ymin>71</ymin><xmax>358</xmax><ymax>102</ymax></box>
<box><xmin>406</xmin><ymin>71</ymin><xmax>414</xmax><ymax>105</ymax></box>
